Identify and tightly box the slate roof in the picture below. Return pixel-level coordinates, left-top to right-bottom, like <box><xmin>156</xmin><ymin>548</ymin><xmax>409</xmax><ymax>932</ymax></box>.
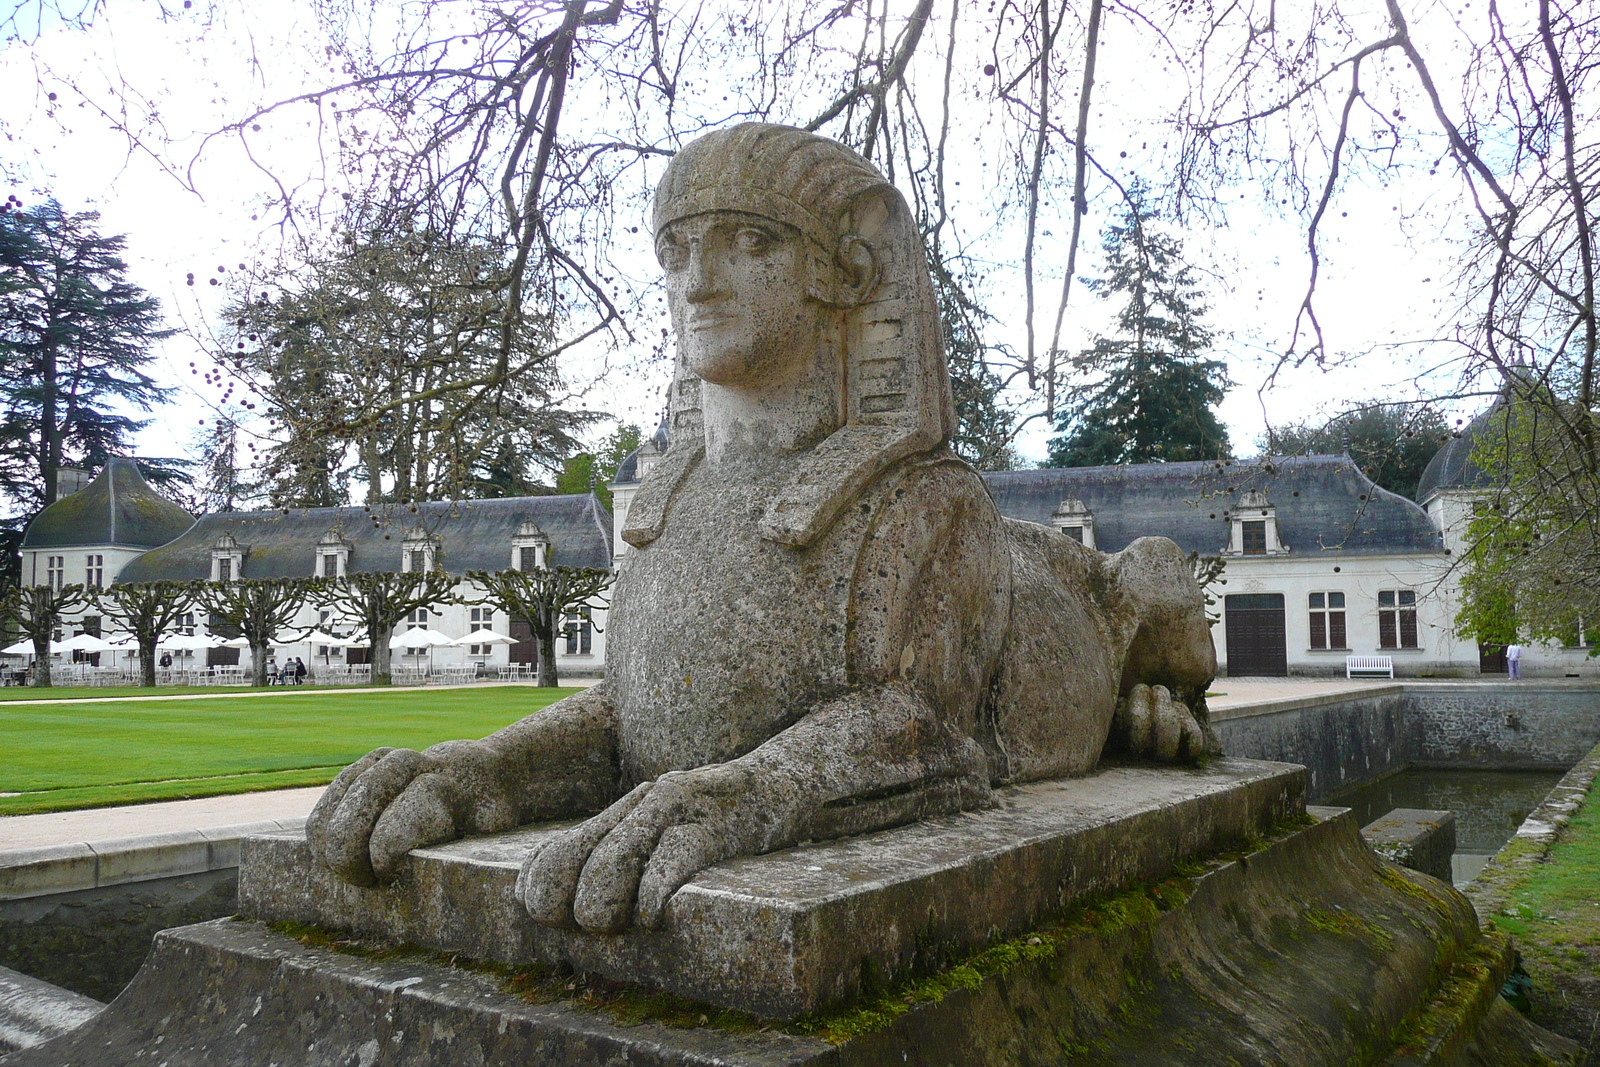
<box><xmin>117</xmin><ymin>493</ymin><xmax>614</xmax><ymax>583</ymax></box>
<box><xmin>982</xmin><ymin>454</ymin><xmax>1444</xmax><ymax>557</ymax></box>
<box><xmin>1415</xmin><ymin>400</ymin><xmax>1504</xmax><ymax>502</ymax></box>
<box><xmin>21</xmin><ymin>458</ymin><xmax>196</xmax><ymax>550</ymax></box>
<box><xmin>612</xmin><ymin>417</ymin><xmax>670</xmax><ymax>486</ymax></box>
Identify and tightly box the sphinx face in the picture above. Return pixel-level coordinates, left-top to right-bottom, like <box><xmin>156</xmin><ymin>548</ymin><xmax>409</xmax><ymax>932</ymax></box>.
<box><xmin>657</xmin><ymin>211</ymin><xmax>827</xmax><ymax>389</ymax></box>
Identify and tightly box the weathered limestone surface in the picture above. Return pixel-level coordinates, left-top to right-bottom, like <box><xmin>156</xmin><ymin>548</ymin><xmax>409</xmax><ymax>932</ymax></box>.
<box><xmin>1361</xmin><ymin>807</ymin><xmax>1456</xmax><ymax>884</ymax></box>
<box><xmin>304</xmin><ymin>124</ymin><xmax>1222</xmax><ymax>940</ymax></box>
<box><xmin>0</xmin><ymin>966</ymin><xmax>101</xmax><ymax>1054</ymax></box>
<box><xmin>3</xmin><ymin>802</ymin><xmax>1576</xmax><ymax>1066</ymax></box>
<box><xmin>247</xmin><ymin>758</ymin><xmax>1305</xmax><ymax>1019</ymax></box>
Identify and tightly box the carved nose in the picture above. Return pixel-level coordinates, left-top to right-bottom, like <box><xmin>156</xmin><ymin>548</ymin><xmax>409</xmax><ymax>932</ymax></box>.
<box><xmin>684</xmin><ymin>246</ymin><xmax>719</xmax><ymax>303</ymax></box>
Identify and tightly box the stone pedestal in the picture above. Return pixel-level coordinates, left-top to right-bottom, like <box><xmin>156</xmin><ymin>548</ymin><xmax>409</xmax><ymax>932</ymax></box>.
<box><xmin>0</xmin><ymin>759</ymin><xmax>1577</xmax><ymax>1066</ymax></box>
<box><xmin>241</xmin><ymin>757</ymin><xmax>1303</xmax><ymax>1019</ymax></box>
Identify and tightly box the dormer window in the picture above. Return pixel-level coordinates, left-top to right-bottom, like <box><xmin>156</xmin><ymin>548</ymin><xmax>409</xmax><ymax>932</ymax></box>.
<box><xmin>1224</xmin><ymin>489</ymin><xmax>1287</xmax><ymax>557</ymax></box>
<box><xmin>317</xmin><ymin>530</ymin><xmax>352</xmax><ymax>579</ymax></box>
<box><xmin>401</xmin><ymin>530</ymin><xmax>439</xmax><ymax>573</ymax></box>
<box><xmin>1048</xmin><ymin>498</ymin><xmax>1096</xmax><ymax>550</ymax></box>
<box><xmin>511</xmin><ymin>520</ymin><xmax>550</xmax><ymax>572</ymax></box>
<box><xmin>211</xmin><ymin>534</ymin><xmax>246</xmax><ymax>582</ymax></box>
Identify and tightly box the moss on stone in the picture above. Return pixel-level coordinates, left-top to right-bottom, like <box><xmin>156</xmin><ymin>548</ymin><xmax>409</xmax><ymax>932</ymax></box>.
<box><xmin>1305</xmin><ymin>907</ymin><xmax>1395</xmax><ymax>953</ymax></box>
<box><xmin>1386</xmin><ymin>935</ymin><xmax>1509</xmax><ymax>1060</ymax></box>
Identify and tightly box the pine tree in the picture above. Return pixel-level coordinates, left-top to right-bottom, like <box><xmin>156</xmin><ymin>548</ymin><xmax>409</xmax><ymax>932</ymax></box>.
<box><xmin>0</xmin><ymin>200</ymin><xmax>177</xmax><ymax>507</ymax></box>
<box><xmin>1045</xmin><ymin>188</ymin><xmax>1231</xmax><ymax>467</ymax></box>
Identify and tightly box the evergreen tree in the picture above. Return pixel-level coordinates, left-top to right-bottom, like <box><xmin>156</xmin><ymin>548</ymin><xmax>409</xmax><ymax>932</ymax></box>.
<box><xmin>939</xmin><ymin>275</ymin><xmax>1020</xmax><ymax>472</ymax></box>
<box><xmin>1045</xmin><ymin>188</ymin><xmax>1231</xmax><ymax>468</ymax></box>
<box><xmin>1261</xmin><ymin>403</ymin><xmax>1450</xmax><ymax>500</ymax></box>
<box><xmin>0</xmin><ymin>200</ymin><xmax>177</xmax><ymax>513</ymax></box>
<box><xmin>555</xmin><ymin>425</ymin><xmax>642</xmax><ymax>511</ymax></box>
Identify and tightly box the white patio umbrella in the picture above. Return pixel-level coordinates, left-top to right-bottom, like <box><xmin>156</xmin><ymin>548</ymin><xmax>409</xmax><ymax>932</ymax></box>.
<box><xmin>159</xmin><ymin>632</ymin><xmax>221</xmax><ymax>652</ymax></box>
<box><xmin>297</xmin><ymin>629</ymin><xmax>343</xmax><ymax>646</ymax></box>
<box><xmin>450</xmin><ymin>631</ymin><xmax>517</xmax><ymax>647</ymax></box>
<box><xmin>389</xmin><ymin>627</ymin><xmax>454</xmax><ymax>650</ymax></box>
<box><xmin>220</xmin><ymin>636</ymin><xmax>252</xmax><ymax>649</ymax></box>
<box><xmin>2</xmin><ymin>639</ymin><xmax>36</xmax><ymax>655</ymax></box>
<box><xmin>389</xmin><ymin>627</ymin><xmax>455</xmax><ymax>676</ymax></box>
<box><xmin>54</xmin><ymin>633</ymin><xmax>117</xmax><ymax>654</ymax></box>
<box><xmin>325</xmin><ymin>634</ymin><xmax>370</xmax><ymax>648</ymax></box>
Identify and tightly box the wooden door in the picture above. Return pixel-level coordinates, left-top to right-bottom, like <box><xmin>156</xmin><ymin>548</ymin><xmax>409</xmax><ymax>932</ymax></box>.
<box><xmin>1478</xmin><ymin>642</ymin><xmax>1508</xmax><ymax>674</ymax></box>
<box><xmin>1224</xmin><ymin>593</ymin><xmax>1288</xmax><ymax>677</ymax></box>
<box><xmin>509</xmin><ymin>618</ymin><xmax>537</xmax><ymax>665</ymax></box>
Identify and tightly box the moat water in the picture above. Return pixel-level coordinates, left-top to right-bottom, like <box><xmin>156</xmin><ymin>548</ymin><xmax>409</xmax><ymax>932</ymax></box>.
<box><xmin>1328</xmin><ymin>768</ymin><xmax>1564</xmax><ymax>887</ymax></box>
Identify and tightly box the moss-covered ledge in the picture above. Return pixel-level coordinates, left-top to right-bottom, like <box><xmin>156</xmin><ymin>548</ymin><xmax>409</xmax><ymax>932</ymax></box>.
<box><xmin>1463</xmin><ymin>739</ymin><xmax>1600</xmax><ymax>1062</ymax></box>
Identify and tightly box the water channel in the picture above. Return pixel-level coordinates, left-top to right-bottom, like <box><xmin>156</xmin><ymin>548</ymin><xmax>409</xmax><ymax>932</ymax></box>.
<box><xmin>1327</xmin><ymin>768</ymin><xmax>1564</xmax><ymax>887</ymax></box>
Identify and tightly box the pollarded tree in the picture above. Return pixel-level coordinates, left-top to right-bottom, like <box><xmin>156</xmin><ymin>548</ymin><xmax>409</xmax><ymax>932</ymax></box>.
<box><xmin>467</xmin><ymin>567</ymin><xmax>612</xmax><ymax>687</ymax></box>
<box><xmin>315</xmin><ymin>570</ymin><xmax>459</xmax><ymax>686</ymax></box>
<box><xmin>198</xmin><ymin>577</ymin><xmax>318</xmax><ymax>687</ymax></box>
<box><xmin>1046</xmin><ymin>188</ymin><xmax>1232</xmax><ymax>468</ymax></box>
<box><xmin>94</xmin><ymin>580</ymin><xmax>201</xmax><ymax>687</ymax></box>
<box><xmin>0</xmin><ymin>583</ymin><xmax>87</xmax><ymax>688</ymax></box>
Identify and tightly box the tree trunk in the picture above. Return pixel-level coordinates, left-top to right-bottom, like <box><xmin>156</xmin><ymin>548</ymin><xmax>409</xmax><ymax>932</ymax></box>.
<box><xmin>30</xmin><ymin>634</ymin><xmax>52</xmax><ymax>687</ymax></box>
<box><xmin>250</xmin><ymin>638</ymin><xmax>271</xmax><ymax>687</ymax></box>
<box><xmin>139</xmin><ymin>641</ymin><xmax>157</xmax><ymax>687</ymax></box>
<box><xmin>371</xmin><ymin>625</ymin><xmax>393</xmax><ymax>685</ymax></box>
<box><xmin>536</xmin><ymin>607</ymin><xmax>559</xmax><ymax>687</ymax></box>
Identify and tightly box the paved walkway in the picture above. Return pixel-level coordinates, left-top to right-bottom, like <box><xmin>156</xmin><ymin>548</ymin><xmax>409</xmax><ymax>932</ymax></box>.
<box><xmin>0</xmin><ymin>788</ymin><xmax>328</xmax><ymax>851</ymax></box>
<box><xmin>1206</xmin><ymin>677</ymin><xmax>1398</xmax><ymax>711</ymax></box>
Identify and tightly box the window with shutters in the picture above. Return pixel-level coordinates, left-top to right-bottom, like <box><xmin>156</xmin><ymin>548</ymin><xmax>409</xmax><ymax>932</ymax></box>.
<box><xmin>1378</xmin><ymin>590</ymin><xmax>1419</xmax><ymax>649</ymax></box>
<box><xmin>1308</xmin><ymin>592</ymin><xmax>1347</xmax><ymax>649</ymax></box>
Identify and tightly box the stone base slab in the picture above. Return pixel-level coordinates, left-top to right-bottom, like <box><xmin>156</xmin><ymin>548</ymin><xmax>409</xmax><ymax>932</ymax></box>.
<box><xmin>241</xmin><ymin>757</ymin><xmax>1304</xmax><ymax>1018</ymax></box>
<box><xmin>3</xmin><ymin>807</ymin><xmax>1578</xmax><ymax>1066</ymax></box>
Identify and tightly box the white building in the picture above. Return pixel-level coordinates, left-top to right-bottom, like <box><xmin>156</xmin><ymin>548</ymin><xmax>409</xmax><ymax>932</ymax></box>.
<box><xmin>19</xmin><ymin>461</ymin><xmax>614</xmax><ymax>678</ymax></box>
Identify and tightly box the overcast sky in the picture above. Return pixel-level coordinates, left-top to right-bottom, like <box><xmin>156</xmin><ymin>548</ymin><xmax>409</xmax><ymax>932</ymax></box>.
<box><xmin>1</xmin><ymin>0</ymin><xmax>1486</xmax><ymax>483</ymax></box>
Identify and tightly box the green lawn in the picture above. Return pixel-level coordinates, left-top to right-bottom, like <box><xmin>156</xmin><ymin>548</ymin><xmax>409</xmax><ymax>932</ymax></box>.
<box><xmin>0</xmin><ymin>684</ymin><xmax>349</xmax><ymax>700</ymax></box>
<box><xmin>1482</xmin><ymin>757</ymin><xmax>1600</xmax><ymax>1058</ymax></box>
<box><xmin>0</xmin><ymin>686</ymin><xmax>579</xmax><ymax>815</ymax></box>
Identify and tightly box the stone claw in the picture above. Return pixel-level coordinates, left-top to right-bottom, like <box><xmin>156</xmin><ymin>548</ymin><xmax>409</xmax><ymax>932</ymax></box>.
<box><xmin>516</xmin><ymin>763</ymin><xmax>768</xmax><ymax>935</ymax></box>
<box><xmin>1114</xmin><ymin>683</ymin><xmax>1209</xmax><ymax>762</ymax></box>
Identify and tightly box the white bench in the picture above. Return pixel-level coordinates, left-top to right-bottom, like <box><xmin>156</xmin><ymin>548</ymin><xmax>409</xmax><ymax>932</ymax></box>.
<box><xmin>1345</xmin><ymin>655</ymin><xmax>1394</xmax><ymax>679</ymax></box>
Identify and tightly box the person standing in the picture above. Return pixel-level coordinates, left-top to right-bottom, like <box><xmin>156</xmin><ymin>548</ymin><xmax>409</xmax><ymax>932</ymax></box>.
<box><xmin>1505</xmin><ymin>642</ymin><xmax>1524</xmax><ymax>680</ymax></box>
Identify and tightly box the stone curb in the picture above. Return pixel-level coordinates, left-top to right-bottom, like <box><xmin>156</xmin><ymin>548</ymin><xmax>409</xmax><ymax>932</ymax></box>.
<box><xmin>1463</xmin><ymin>737</ymin><xmax>1600</xmax><ymax>923</ymax></box>
<box><xmin>0</xmin><ymin>818</ymin><xmax>307</xmax><ymax>902</ymax></box>
<box><xmin>1208</xmin><ymin>679</ymin><xmax>1600</xmax><ymax>722</ymax></box>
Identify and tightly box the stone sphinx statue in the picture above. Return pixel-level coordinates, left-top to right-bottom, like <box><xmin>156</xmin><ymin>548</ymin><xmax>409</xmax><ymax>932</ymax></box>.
<box><xmin>307</xmin><ymin>123</ymin><xmax>1218</xmax><ymax>937</ymax></box>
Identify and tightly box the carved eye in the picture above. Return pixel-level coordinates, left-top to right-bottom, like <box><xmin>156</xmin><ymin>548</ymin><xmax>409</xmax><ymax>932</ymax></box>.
<box><xmin>733</xmin><ymin>227</ymin><xmax>775</xmax><ymax>255</ymax></box>
<box><xmin>656</xmin><ymin>235</ymin><xmax>687</xmax><ymax>271</ymax></box>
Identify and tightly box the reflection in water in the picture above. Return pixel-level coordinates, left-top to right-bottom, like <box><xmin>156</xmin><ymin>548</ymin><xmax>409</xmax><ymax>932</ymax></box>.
<box><xmin>1327</xmin><ymin>769</ymin><xmax>1563</xmax><ymax>887</ymax></box>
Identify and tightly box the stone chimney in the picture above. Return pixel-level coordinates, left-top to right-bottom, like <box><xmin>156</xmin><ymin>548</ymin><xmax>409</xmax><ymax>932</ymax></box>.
<box><xmin>55</xmin><ymin>467</ymin><xmax>90</xmax><ymax>501</ymax></box>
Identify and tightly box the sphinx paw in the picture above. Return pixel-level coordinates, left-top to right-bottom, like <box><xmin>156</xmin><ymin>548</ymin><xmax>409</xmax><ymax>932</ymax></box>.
<box><xmin>517</xmin><ymin>764</ymin><xmax>762</xmax><ymax>934</ymax></box>
<box><xmin>1115</xmin><ymin>683</ymin><xmax>1209</xmax><ymax>762</ymax></box>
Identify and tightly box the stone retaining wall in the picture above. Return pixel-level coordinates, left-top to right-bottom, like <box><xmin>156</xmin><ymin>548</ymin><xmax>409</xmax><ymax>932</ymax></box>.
<box><xmin>1213</xmin><ymin>682</ymin><xmax>1600</xmax><ymax>801</ymax></box>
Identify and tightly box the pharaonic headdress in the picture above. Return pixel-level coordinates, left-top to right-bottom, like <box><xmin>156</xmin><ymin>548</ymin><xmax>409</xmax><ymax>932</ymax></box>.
<box><xmin>620</xmin><ymin>123</ymin><xmax>956</xmax><ymax>550</ymax></box>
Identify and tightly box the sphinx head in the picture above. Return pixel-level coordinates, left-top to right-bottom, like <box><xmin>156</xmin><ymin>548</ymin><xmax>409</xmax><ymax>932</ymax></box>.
<box><xmin>653</xmin><ymin>125</ymin><xmax>890</xmax><ymax>394</ymax></box>
<box><xmin>642</xmin><ymin>124</ymin><xmax>955</xmax><ymax>543</ymax></box>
